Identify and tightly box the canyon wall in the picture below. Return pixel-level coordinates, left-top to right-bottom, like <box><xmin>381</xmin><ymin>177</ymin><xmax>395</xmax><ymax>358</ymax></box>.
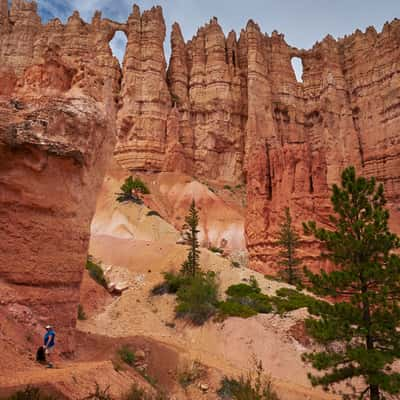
<box><xmin>114</xmin><ymin>8</ymin><xmax>400</xmax><ymax>273</ymax></box>
<box><xmin>1</xmin><ymin>0</ymin><xmax>399</xmax><ymax>346</ymax></box>
<box><xmin>0</xmin><ymin>0</ymin><xmax>123</xmax><ymax>351</ymax></box>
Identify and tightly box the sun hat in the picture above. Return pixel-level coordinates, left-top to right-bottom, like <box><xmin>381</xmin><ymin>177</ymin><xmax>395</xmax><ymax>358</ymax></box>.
<box><xmin>45</xmin><ymin>325</ymin><xmax>52</xmax><ymax>329</ymax></box>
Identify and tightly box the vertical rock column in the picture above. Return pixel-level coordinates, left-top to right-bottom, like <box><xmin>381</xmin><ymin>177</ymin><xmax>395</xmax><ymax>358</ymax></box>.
<box><xmin>115</xmin><ymin>5</ymin><xmax>171</xmax><ymax>172</ymax></box>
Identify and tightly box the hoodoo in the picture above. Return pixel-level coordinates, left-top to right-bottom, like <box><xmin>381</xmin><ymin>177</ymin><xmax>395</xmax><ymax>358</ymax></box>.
<box><xmin>1</xmin><ymin>1</ymin><xmax>400</xmax><ymax>354</ymax></box>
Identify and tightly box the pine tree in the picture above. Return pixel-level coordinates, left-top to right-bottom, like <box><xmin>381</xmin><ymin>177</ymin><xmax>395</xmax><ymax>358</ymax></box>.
<box><xmin>276</xmin><ymin>207</ymin><xmax>301</xmax><ymax>285</ymax></box>
<box><xmin>181</xmin><ymin>200</ymin><xmax>201</xmax><ymax>277</ymax></box>
<box><xmin>116</xmin><ymin>176</ymin><xmax>150</xmax><ymax>204</ymax></box>
<box><xmin>303</xmin><ymin>166</ymin><xmax>400</xmax><ymax>400</ymax></box>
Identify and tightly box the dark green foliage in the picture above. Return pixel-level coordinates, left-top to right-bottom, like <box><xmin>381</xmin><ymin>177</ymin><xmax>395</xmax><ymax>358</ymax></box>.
<box><xmin>175</xmin><ymin>272</ymin><xmax>219</xmax><ymax>325</ymax></box>
<box><xmin>147</xmin><ymin>210</ymin><xmax>161</xmax><ymax>217</ymax></box>
<box><xmin>151</xmin><ymin>271</ymin><xmax>189</xmax><ymax>295</ymax></box>
<box><xmin>302</xmin><ymin>166</ymin><xmax>400</xmax><ymax>400</ymax></box>
<box><xmin>224</xmin><ymin>185</ymin><xmax>233</xmax><ymax>191</ymax></box>
<box><xmin>217</xmin><ymin>361</ymin><xmax>279</xmax><ymax>400</ymax></box>
<box><xmin>86</xmin><ymin>258</ymin><xmax>107</xmax><ymax>288</ymax></box>
<box><xmin>219</xmin><ymin>277</ymin><xmax>272</xmax><ymax>318</ymax></box>
<box><xmin>218</xmin><ymin>300</ymin><xmax>258</xmax><ymax>318</ymax></box>
<box><xmin>78</xmin><ymin>304</ymin><xmax>87</xmax><ymax>320</ymax></box>
<box><xmin>276</xmin><ymin>207</ymin><xmax>302</xmax><ymax>285</ymax></box>
<box><xmin>271</xmin><ymin>288</ymin><xmax>325</xmax><ymax>315</ymax></box>
<box><xmin>118</xmin><ymin>345</ymin><xmax>136</xmax><ymax>366</ymax></box>
<box><xmin>231</xmin><ymin>261</ymin><xmax>241</xmax><ymax>268</ymax></box>
<box><xmin>116</xmin><ymin>177</ymin><xmax>150</xmax><ymax>204</ymax></box>
<box><xmin>3</xmin><ymin>387</ymin><xmax>56</xmax><ymax>400</ymax></box>
<box><xmin>180</xmin><ymin>200</ymin><xmax>201</xmax><ymax>277</ymax></box>
<box><xmin>209</xmin><ymin>246</ymin><xmax>224</xmax><ymax>254</ymax></box>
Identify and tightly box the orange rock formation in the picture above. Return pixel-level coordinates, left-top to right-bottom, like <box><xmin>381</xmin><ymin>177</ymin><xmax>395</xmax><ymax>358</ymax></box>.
<box><xmin>1</xmin><ymin>1</ymin><xmax>399</xmax><ymax>350</ymax></box>
<box><xmin>114</xmin><ymin>7</ymin><xmax>400</xmax><ymax>273</ymax></box>
<box><xmin>0</xmin><ymin>0</ymin><xmax>121</xmax><ymax>351</ymax></box>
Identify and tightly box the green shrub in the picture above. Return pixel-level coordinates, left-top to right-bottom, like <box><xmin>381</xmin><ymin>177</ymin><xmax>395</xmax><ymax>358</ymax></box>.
<box><xmin>118</xmin><ymin>345</ymin><xmax>136</xmax><ymax>366</ymax></box>
<box><xmin>231</xmin><ymin>261</ymin><xmax>241</xmax><ymax>268</ymax></box>
<box><xmin>147</xmin><ymin>210</ymin><xmax>161</xmax><ymax>217</ymax></box>
<box><xmin>3</xmin><ymin>386</ymin><xmax>56</xmax><ymax>400</ymax></box>
<box><xmin>218</xmin><ymin>300</ymin><xmax>257</xmax><ymax>318</ymax></box>
<box><xmin>271</xmin><ymin>288</ymin><xmax>324</xmax><ymax>315</ymax></box>
<box><xmin>219</xmin><ymin>277</ymin><xmax>272</xmax><ymax>318</ymax></box>
<box><xmin>217</xmin><ymin>361</ymin><xmax>279</xmax><ymax>400</ymax></box>
<box><xmin>151</xmin><ymin>271</ymin><xmax>189</xmax><ymax>296</ymax></box>
<box><xmin>86</xmin><ymin>258</ymin><xmax>107</xmax><ymax>288</ymax></box>
<box><xmin>223</xmin><ymin>185</ymin><xmax>233</xmax><ymax>191</ymax></box>
<box><xmin>77</xmin><ymin>304</ymin><xmax>87</xmax><ymax>320</ymax></box>
<box><xmin>209</xmin><ymin>246</ymin><xmax>224</xmax><ymax>254</ymax></box>
<box><xmin>175</xmin><ymin>272</ymin><xmax>219</xmax><ymax>325</ymax></box>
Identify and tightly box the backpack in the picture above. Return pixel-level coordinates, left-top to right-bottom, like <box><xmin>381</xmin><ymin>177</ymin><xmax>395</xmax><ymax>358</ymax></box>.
<box><xmin>36</xmin><ymin>346</ymin><xmax>46</xmax><ymax>363</ymax></box>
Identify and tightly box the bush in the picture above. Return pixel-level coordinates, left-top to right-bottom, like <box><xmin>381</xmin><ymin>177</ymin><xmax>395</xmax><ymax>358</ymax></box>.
<box><xmin>218</xmin><ymin>300</ymin><xmax>257</xmax><ymax>318</ymax></box>
<box><xmin>175</xmin><ymin>272</ymin><xmax>219</xmax><ymax>325</ymax></box>
<box><xmin>151</xmin><ymin>271</ymin><xmax>189</xmax><ymax>296</ymax></box>
<box><xmin>209</xmin><ymin>246</ymin><xmax>224</xmax><ymax>254</ymax></box>
<box><xmin>271</xmin><ymin>288</ymin><xmax>324</xmax><ymax>315</ymax></box>
<box><xmin>3</xmin><ymin>387</ymin><xmax>56</xmax><ymax>400</ymax></box>
<box><xmin>86</xmin><ymin>258</ymin><xmax>107</xmax><ymax>289</ymax></box>
<box><xmin>217</xmin><ymin>361</ymin><xmax>279</xmax><ymax>400</ymax></box>
<box><xmin>146</xmin><ymin>210</ymin><xmax>161</xmax><ymax>217</ymax></box>
<box><xmin>178</xmin><ymin>361</ymin><xmax>205</xmax><ymax>388</ymax></box>
<box><xmin>219</xmin><ymin>277</ymin><xmax>272</xmax><ymax>318</ymax></box>
<box><xmin>85</xmin><ymin>383</ymin><xmax>112</xmax><ymax>400</ymax></box>
<box><xmin>231</xmin><ymin>261</ymin><xmax>241</xmax><ymax>268</ymax></box>
<box><xmin>118</xmin><ymin>345</ymin><xmax>135</xmax><ymax>366</ymax></box>
<box><xmin>78</xmin><ymin>304</ymin><xmax>87</xmax><ymax>320</ymax></box>
<box><xmin>223</xmin><ymin>185</ymin><xmax>233</xmax><ymax>191</ymax></box>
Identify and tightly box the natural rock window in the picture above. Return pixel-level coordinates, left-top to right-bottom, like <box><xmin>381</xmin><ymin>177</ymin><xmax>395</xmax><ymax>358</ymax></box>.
<box><xmin>291</xmin><ymin>57</ymin><xmax>303</xmax><ymax>83</ymax></box>
<box><xmin>110</xmin><ymin>31</ymin><xmax>128</xmax><ymax>66</ymax></box>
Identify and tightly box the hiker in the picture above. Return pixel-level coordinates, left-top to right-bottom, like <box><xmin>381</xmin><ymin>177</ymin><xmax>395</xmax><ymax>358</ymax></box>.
<box><xmin>43</xmin><ymin>325</ymin><xmax>56</xmax><ymax>368</ymax></box>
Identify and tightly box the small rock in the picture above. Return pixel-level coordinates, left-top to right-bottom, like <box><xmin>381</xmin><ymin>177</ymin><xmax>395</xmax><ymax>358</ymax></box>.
<box><xmin>199</xmin><ymin>383</ymin><xmax>209</xmax><ymax>392</ymax></box>
<box><xmin>135</xmin><ymin>349</ymin><xmax>146</xmax><ymax>360</ymax></box>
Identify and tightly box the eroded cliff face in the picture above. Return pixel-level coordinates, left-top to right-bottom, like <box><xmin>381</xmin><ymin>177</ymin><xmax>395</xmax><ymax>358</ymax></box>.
<box><xmin>113</xmin><ymin>8</ymin><xmax>400</xmax><ymax>273</ymax></box>
<box><xmin>0</xmin><ymin>1</ymin><xmax>122</xmax><ymax>351</ymax></box>
<box><xmin>1</xmin><ymin>1</ymin><xmax>399</xmax><ymax>346</ymax></box>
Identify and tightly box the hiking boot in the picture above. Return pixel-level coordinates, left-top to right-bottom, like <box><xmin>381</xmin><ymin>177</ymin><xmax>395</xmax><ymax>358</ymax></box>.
<box><xmin>46</xmin><ymin>363</ymin><xmax>53</xmax><ymax>369</ymax></box>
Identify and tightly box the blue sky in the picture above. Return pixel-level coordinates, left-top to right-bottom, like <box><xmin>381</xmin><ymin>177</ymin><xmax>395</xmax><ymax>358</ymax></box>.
<box><xmin>35</xmin><ymin>1</ymin><xmax>400</xmax><ymax>79</ymax></box>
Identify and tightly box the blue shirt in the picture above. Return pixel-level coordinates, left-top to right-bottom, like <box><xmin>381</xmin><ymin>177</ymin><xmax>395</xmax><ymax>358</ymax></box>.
<box><xmin>44</xmin><ymin>329</ymin><xmax>55</xmax><ymax>347</ymax></box>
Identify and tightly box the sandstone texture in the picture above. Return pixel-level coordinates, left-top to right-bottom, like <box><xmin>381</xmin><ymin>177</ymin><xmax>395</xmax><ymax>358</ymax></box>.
<box><xmin>1</xmin><ymin>1</ymin><xmax>400</xmax><ymax>354</ymax></box>
<box><xmin>0</xmin><ymin>0</ymin><xmax>121</xmax><ymax>351</ymax></box>
<box><xmin>113</xmin><ymin>8</ymin><xmax>400</xmax><ymax>273</ymax></box>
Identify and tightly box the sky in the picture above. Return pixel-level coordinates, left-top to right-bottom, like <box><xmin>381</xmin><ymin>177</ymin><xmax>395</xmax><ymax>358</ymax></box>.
<box><xmin>35</xmin><ymin>0</ymin><xmax>400</xmax><ymax>80</ymax></box>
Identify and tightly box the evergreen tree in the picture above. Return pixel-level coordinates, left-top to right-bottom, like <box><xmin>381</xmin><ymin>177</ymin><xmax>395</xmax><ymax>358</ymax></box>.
<box><xmin>276</xmin><ymin>207</ymin><xmax>301</xmax><ymax>285</ymax></box>
<box><xmin>303</xmin><ymin>166</ymin><xmax>400</xmax><ymax>400</ymax></box>
<box><xmin>181</xmin><ymin>200</ymin><xmax>201</xmax><ymax>277</ymax></box>
<box><xmin>115</xmin><ymin>176</ymin><xmax>150</xmax><ymax>204</ymax></box>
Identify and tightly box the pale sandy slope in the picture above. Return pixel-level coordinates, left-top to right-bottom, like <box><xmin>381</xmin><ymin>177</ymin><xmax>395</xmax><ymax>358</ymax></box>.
<box><xmin>79</xmin><ymin>163</ymin><xmax>340</xmax><ymax>400</ymax></box>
